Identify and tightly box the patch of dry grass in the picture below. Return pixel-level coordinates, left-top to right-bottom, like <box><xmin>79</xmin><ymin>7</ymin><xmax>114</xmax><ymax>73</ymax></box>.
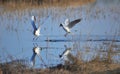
<box><xmin>0</xmin><ymin>53</ymin><xmax>120</xmax><ymax>74</ymax></box>
<box><xmin>0</xmin><ymin>0</ymin><xmax>95</xmax><ymax>9</ymax></box>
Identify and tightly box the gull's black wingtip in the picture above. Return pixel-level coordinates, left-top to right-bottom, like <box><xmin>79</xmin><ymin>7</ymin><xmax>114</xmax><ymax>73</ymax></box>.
<box><xmin>78</xmin><ymin>18</ymin><xmax>82</xmax><ymax>22</ymax></box>
<box><xmin>74</xmin><ymin>18</ymin><xmax>82</xmax><ymax>23</ymax></box>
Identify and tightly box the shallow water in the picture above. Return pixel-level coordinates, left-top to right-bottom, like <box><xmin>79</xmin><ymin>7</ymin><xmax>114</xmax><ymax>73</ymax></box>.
<box><xmin>0</xmin><ymin>0</ymin><xmax>120</xmax><ymax>68</ymax></box>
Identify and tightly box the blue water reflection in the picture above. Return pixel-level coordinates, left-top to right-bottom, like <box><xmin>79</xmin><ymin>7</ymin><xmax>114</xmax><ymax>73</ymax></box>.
<box><xmin>0</xmin><ymin>0</ymin><xmax>120</xmax><ymax>68</ymax></box>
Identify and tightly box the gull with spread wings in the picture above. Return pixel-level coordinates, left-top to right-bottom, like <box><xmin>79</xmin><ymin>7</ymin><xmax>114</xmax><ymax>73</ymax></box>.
<box><xmin>31</xmin><ymin>16</ymin><xmax>41</xmax><ymax>40</ymax></box>
<box><xmin>59</xmin><ymin>45</ymin><xmax>72</xmax><ymax>61</ymax></box>
<box><xmin>59</xmin><ymin>18</ymin><xmax>82</xmax><ymax>36</ymax></box>
<box><xmin>30</xmin><ymin>46</ymin><xmax>47</xmax><ymax>67</ymax></box>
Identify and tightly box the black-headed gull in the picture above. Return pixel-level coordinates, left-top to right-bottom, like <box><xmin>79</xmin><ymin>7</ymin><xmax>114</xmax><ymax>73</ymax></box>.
<box><xmin>31</xmin><ymin>16</ymin><xmax>41</xmax><ymax>40</ymax></box>
<box><xmin>59</xmin><ymin>18</ymin><xmax>82</xmax><ymax>36</ymax></box>
<box><xmin>30</xmin><ymin>46</ymin><xmax>47</xmax><ymax>67</ymax></box>
<box><xmin>30</xmin><ymin>46</ymin><xmax>42</xmax><ymax>67</ymax></box>
<box><xmin>59</xmin><ymin>45</ymin><xmax>73</xmax><ymax>63</ymax></box>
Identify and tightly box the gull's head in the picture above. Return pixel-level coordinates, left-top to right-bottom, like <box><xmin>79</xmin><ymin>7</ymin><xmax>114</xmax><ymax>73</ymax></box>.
<box><xmin>59</xmin><ymin>23</ymin><xmax>63</xmax><ymax>27</ymax></box>
<box><xmin>31</xmin><ymin>16</ymin><xmax>36</xmax><ymax>21</ymax></box>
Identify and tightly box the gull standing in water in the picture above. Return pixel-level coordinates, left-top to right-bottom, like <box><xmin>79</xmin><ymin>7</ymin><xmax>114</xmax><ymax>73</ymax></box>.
<box><xmin>31</xmin><ymin>16</ymin><xmax>41</xmax><ymax>40</ymax></box>
<box><xmin>59</xmin><ymin>18</ymin><xmax>82</xmax><ymax>36</ymax></box>
<box><xmin>30</xmin><ymin>46</ymin><xmax>46</xmax><ymax>67</ymax></box>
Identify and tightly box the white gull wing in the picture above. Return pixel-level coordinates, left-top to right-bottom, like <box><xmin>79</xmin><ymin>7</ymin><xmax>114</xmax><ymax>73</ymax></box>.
<box><xmin>59</xmin><ymin>48</ymin><xmax>71</xmax><ymax>58</ymax></box>
<box><xmin>30</xmin><ymin>47</ymin><xmax>40</xmax><ymax>66</ymax></box>
<box><xmin>67</xmin><ymin>19</ymin><xmax>81</xmax><ymax>28</ymax></box>
<box><xmin>30</xmin><ymin>52</ymin><xmax>36</xmax><ymax>66</ymax></box>
<box><xmin>36</xmin><ymin>48</ymin><xmax>47</xmax><ymax>67</ymax></box>
<box><xmin>37</xmin><ymin>54</ymin><xmax>47</xmax><ymax>67</ymax></box>
<box><xmin>31</xmin><ymin>16</ymin><xmax>37</xmax><ymax>31</ymax></box>
<box><xmin>64</xmin><ymin>19</ymin><xmax>70</xmax><ymax>26</ymax></box>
